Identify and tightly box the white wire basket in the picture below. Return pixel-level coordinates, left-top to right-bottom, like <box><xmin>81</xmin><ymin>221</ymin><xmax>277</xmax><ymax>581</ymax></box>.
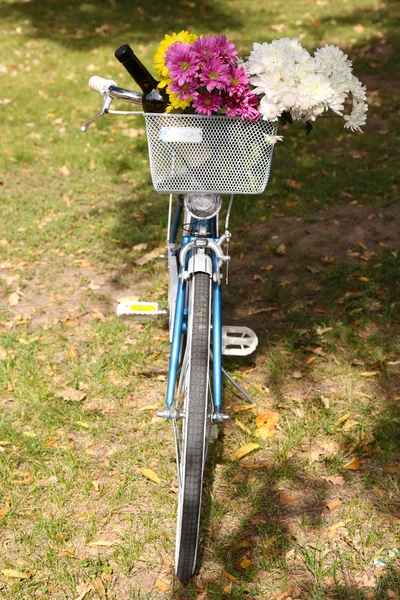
<box><xmin>144</xmin><ymin>113</ymin><xmax>278</xmax><ymax>195</ymax></box>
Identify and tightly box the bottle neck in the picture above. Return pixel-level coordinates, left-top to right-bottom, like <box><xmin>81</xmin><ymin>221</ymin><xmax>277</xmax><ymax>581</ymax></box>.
<box><xmin>114</xmin><ymin>44</ymin><xmax>158</xmax><ymax>94</ymax></box>
<box><xmin>128</xmin><ymin>59</ymin><xmax>158</xmax><ymax>94</ymax></box>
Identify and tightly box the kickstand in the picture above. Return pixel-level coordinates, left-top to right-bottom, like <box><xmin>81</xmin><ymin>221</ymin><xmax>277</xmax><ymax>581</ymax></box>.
<box><xmin>221</xmin><ymin>366</ymin><xmax>256</xmax><ymax>405</ymax></box>
<box><xmin>211</xmin><ymin>351</ymin><xmax>257</xmax><ymax>405</ymax></box>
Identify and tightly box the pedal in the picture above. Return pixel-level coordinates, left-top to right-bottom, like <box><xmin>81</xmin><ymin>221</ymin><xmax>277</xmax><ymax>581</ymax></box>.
<box><xmin>222</xmin><ymin>326</ymin><xmax>258</xmax><ymax>356</ymax></box>
<box><xmin>117</xmin><ymin>300</ymin><xmax>167</xmax><ymax>321</ymax></box>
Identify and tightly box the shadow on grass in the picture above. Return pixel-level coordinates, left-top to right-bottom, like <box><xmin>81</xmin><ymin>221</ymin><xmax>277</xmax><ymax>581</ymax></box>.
<box><xmin>3</xmin><ymin>0</ymin><xmax>242</xmax><ymax>51</ymax></box>
<box><xmin>171</xmin><ymin>403</ymin><xmax>400</xmax><ymax>598</ymax></box>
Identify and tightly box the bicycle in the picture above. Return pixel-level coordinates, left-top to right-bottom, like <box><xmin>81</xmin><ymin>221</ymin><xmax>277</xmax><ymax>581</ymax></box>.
<box><xmin>82</xmin><ymin>71</ymin><xmax>277</xmax><ymax>582</ymax></box>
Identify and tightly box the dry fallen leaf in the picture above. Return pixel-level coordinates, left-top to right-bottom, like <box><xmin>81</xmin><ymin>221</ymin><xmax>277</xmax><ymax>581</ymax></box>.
<box><xmin>256</xmin><ymin>411</ymin><xmax>279</xmax><ymax>428</ymax></box>
<box><xmin>342</xmin><ymin>418</ymin><xmax>359</xmax><ymax>431</ymax></box>
<box><xmin>316</xmin><ymin>326</ymin><xmax>333</xmax><ymax>336</ymax></box>
<box><xmin>343</xmin><ymin>457</ymin><xmax>361</xmax><ymax>471</ymax></box>
<box><xmin>321</xmin><ymin>475</ymin><xmax>345</xmax><ymax>486</ymax></box>
<box><xmin>279</xmin><ymin>491</ymin><xmax>295</xmax><ymax>506</ymax></box>
<box><xmin>86</xmin><ymin>540</ymin><xmax>116</xmax><ymax>547</ymax></box>
<box><xmin>11</xmin><ymin>471</ymin><xmax>34</xmax><ymax>485</ymax></box>
<box><xmin>236</xmin><ymin>557</ymin><xmax>252</xmax><ymax>571</ymax></box>
<box><xmin>241</xmin><ymin>462</ymin><xmax>265</xmax><ymax>470</ymax></box>
<box><xmin>336</xmin><ymin>413</ymin><xmax>350</xmax><ymax>425</ymax></box>
<box><xmin>276</xmin><ymin>243</ymin><xmax>286</xmax><ymax>255</ymax></box>
<box><xmin>74</xmin><ymin>582</ymin><xmax>93</xmax><ymax>600</ymax></box>
<box><xmin>327</xmin><ymin>519</ymin><xmax>350</xmax><ymax>537</ymax></box>
<box><xmin>309</xmin><ymin>446</ymin><xmax>324</xmax><ymax>463</ymax></box>
<box><xmin>353</xmin><ymin>23</ymin><xmax>365</xmax><ymax>33</ymax></box>
<box><xmin>223</xmin><ymin>571</ymin><xmax>238</xmax><ymax>582</ymax></box>
<box><xmin>132</xmin><ymin>242</ymin><xmax>148</xmax><ymax>252</ymax></box>
<box><xmin>232</xmin><ymin>403</ymin><xmax>255</xmax><ymax>413</ymax></box>
<box><xmin>326</xmin><ymin>498</ymin><xmax>342</xmax><ymax>511</ymax></box>
<box><xmin>154</xmin><ymin>579</ymin><xmax>171</xmax><ymax>592</ymax></box>
<box><xmin>8</xmin><ymin>292</ymin><xmax>20</xmax><ymax>306</ymax></box>
<box><xmin>235</xmin><ymin>418</ymin><xmax>252</xmax><ymax>434</ymax></box>
<box><xmin>0</xmin><ymin>346</ymin><xmax>7</xmax><ymax>360</ymax></box>
<box><xmin>385</xmin><ymin>466</ymin><xmax>400</xmax><ymax>475</ymax></box>
<box><xmin>255</xmin><ymin>424</ymin><xmax>277</xmax><ymax>440</ymax></box>
<box><xmin>354</xmin><ymin>573</ymin><xmax>377</xmax><ymax>588</ymax></box>
<box><xmin>1</xmin><ymin>569</ymin><xmax>30</xmax><ymax>579</ymax></box>
<box><xmin>255</xmin><ymin>411</ymin><xmax>279</xmax><ymax>439</ymax></box>
<box><xmin>275</xmin><ymin>586</ymin><xmax>296</xmax><ymax>600</ymax></box>
<box><xmin>361</xmin><ymin>371</ymin><xmax>379</xmax><ymax>377</ymax></box>
<box><xmin>140</xmin><ymin>468</ymin><xmax>161</xmax><ymax>484</ymax></box>
<box><xmin>286</xmin><ymin>178</ymin><xmax>303</xmax><ymax>189</ymax></box>
<box><xmin>91</xmin><ymin>577</ymin><xmax>107</xmax><ymax>599</ymax></box>
<box><xmin>135</xmin><ymin>245</ymin><xmax>165</xmax><ymax>266</ymax></box>
<box><xmin>231</xmin><ymin>442</ymin><xmax>260</xmax><ymax>460</ymax></box>
<box><xmin>59</xmin><ymin>165</ymin><xmax>70</xmax><ymax>177</ymax></box>
<box><xmin>0</xmin><ymin>507</ymin><xmax>9</xmax><ymax>522</ymax></box>
<box><xmin>55</xmin><ymin>388</ymin><xmax>86</xmax><ymax>403</ymax></box>
<box><xmin>68</xmin><ymin>344</ymin><xmax>79</xmax><ymax>359</ymax></box>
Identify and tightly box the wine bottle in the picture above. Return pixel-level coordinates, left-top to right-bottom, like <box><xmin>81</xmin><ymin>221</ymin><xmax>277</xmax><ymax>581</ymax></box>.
<box><xmin>114</xmin><ymin>44</ymin><xmax>169</xmax><ymax>113</ymax></box>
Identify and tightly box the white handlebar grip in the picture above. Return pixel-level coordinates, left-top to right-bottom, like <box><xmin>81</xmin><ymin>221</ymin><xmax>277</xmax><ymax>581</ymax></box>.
<box><xmin>88</xmin><ymin>76</ymin><xmax>117</xmax><ymax>94</ymax></box>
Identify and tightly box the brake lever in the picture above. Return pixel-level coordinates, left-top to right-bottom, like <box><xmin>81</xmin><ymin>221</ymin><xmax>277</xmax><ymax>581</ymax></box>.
<box><xmin>80</xmin><ymin>95</ymin><xmax>113</xmax><ymax>132</ymax></box>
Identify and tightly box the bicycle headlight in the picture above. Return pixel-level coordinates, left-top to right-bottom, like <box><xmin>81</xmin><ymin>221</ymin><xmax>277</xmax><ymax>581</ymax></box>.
<box><xmin>184</xmin><ymin>194</ymin><xmax>222</xmax><ymax>220</ymax></box>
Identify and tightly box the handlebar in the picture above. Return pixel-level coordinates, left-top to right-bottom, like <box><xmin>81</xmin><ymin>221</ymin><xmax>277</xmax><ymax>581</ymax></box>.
<box><xmin>88</xmin><ymin>75</ymin><xmax>143</xmax><ymax>104</ymax></box>
<box><xmin>81</xmin><ymin>76</ymin><xmax>143</xmax><ymax>132</ymax></box>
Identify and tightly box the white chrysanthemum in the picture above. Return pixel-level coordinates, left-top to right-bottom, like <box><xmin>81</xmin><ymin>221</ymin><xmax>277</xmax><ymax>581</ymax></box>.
<box><xmin>297</xmin><ymin>72</ymin><xmax>334</xmax><ymax>105</ymax></box>
<box><xmin>294</xmin><ymin>57</ymin><xmax>318</xmax><ymax>77</ymax></box>
<box><xmin>314</xmin><ymin>44</ymin><xmax>352</xmax><ymax>78</ymax></box>
<box><xmin>276</xmin><ymin>37</ymin><xmax>311</xmax><ymax>64</ymax></box>
<box><xmin>245</xmin><ymin>42</ymin><xmax>268</xmax><ymax>74</ymax></box>
<box><xmin>328</xmin><ymin>93</ymin><xmax>346</xmax><ymax>115</ymax></box>
<box><xmin>298</xmin><ymin>95</ymin><xmax>311</xmax><ymax>110</ymax></box>
<box><xmin>243</xmin><ymin>37</ymin><xmax>368</xmax><ymax>132</ymax></box>
<box><xmin>344</xmin><ymin>98</ymin><xmax>368</xmax><ymax>132</ymax></box>
<box><xmin>249</xmin><ymin>70</ymin><xmax>282</xmax><ymax>96</ymax></box>
<box><xmin>260</xmin><ymin>96</ymin><xmax>279</xmax><ymax>120</ymax></box>
<box><xmin>281</xmin><ymin>92</ymin><xmax>297</xmax><ymax>108</ymax></box>
<box><xmin>265</xmin><ymin>134</ymin><xmax>284</xmax><ymax>144</ymax></box>
<box><xmin>349</xmin><ymin>74</ymin><xmax>367</xmax><ymax>102</ymax></box>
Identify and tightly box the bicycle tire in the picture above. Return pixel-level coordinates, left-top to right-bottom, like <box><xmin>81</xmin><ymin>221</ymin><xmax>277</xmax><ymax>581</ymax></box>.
<box><xmin>175</xmin><ymin>271</ymin><xmax>212</xmax><ymax>582</ymax></box>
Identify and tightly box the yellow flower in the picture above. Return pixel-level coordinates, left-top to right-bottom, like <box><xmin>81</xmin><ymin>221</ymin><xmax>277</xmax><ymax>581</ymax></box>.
<box><xmin>166</xmin><ymin>92</ymin><xmax>192</xmax><ymax>112</ymax></box>
<box><xmin>153</xmin><ymin>30</ymin><xmax>197</xmax><ymax>78</ymax></box>
<box><xmin>157</xmin><ymin>77</ymin><xmax>172</xmax><ymax>89</ymax></box>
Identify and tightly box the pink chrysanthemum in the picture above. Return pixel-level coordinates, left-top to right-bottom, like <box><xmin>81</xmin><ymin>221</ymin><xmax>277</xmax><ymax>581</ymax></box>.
<box><xmin>223</xmin><ymin>90</ymin><xmax>260</xmax><ymax>121</ymax></box>
<box><xmin>168</xmin><ymin>80</ymin><xmax>197</xmax><ymax>101</ymax></box>
<box><xmin>193</xmin><ymin>92</ymin><xmax>222</xmax><ymax>117</ymax></box>
<box><xmin>192</xmin><ymin>35</ymin><xmax>217</xmax><ymax>61</ymax></box>
<box><xmin>200</xmin><ymin>57</ymin><xmax>231</xmax><ymax>92</ymax></box>
<box><xmin>240</xmin><ymin>91</ymin><xmax>261</xmax><ymax>120</ymax></box>
<box><xmin>226</xmin><ymin>65</ymin><xmax>250</xmax><ymax>97</ymax></box>
<box><xmin>214</xmin><ymin>35</ymin><xmax>238</xmax><ymax>65</ymax></box>
<box><xmin>165</xmin><ymin>42</ymin><xmax>198</xmax><ymax>86</ymax></box>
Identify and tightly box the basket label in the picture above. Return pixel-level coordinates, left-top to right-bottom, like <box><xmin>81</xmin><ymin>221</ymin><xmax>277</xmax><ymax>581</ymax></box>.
<box><xmin>159</xmin><ymin>127</ymin><xmax>203</xmax><ymax>144</ymax></box>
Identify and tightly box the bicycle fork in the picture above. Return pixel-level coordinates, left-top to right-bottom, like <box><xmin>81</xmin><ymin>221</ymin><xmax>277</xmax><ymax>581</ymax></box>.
<box><xmin>157</xmin><ymin>233</ymin><xmax>230</xmax><ymax>423</ymax></box>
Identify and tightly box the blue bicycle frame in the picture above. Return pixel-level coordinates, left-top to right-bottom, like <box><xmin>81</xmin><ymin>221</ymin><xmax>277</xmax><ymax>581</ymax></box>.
<box><xmin>165</xmin><ymin>202</ymin><xmax>223</xmax><ymax>421</ymax></box>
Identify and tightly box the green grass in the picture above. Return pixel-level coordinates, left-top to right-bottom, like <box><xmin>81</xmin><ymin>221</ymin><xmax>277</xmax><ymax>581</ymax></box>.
<box><xmin>1</xmin><ymin>0</ymin><xmax>399</xmax><ymax>598</ymax></box>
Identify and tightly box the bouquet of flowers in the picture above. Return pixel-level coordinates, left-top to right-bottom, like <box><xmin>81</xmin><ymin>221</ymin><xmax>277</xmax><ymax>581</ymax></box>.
<box><xmin>244</xmin><ymin>37</ymin><xmax>368</xmax><ymax>132</ymax></box>
<box><xmin>153</xmin><ymin>31</ymin><xmax>368</xmax><ymax>135</ymax></box>
<box><xmin>153</xmin><ymin>30</ymin><xmax>260</xmax><ymax>120</ymax></box>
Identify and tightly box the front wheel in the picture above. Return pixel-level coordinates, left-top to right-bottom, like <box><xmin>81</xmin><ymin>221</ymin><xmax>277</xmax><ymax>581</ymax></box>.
<box><xmin>174</xmin><ymin>271</ymin><xmax>212</xmax><ymax>582</ymax></box>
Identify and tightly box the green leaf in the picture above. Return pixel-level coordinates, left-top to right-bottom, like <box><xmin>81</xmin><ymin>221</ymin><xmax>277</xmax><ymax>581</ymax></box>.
<box><xmin>305</xmin><ymin>121</ymin><xmax>313</xmax><ymax>135</ymax></box>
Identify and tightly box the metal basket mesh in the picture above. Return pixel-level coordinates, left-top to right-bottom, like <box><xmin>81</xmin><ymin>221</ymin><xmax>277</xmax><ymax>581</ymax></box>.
<box><xmin>144</xmin><ymin>113</ymin><xmax>277</xmax><ymax>195</ymax></box>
